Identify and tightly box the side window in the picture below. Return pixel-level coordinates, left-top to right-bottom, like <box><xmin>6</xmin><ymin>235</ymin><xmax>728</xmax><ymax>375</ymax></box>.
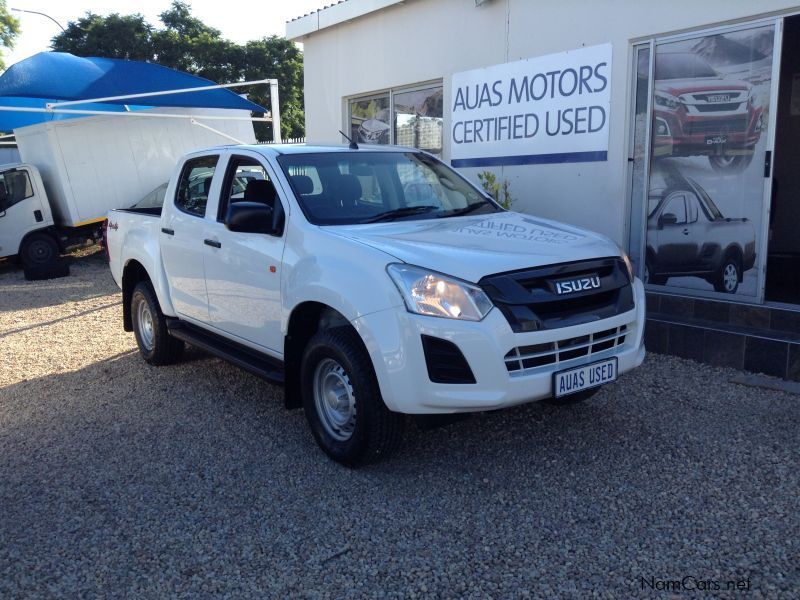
<box><xmin>662</xmin><ymin>194</ymin><xmax>687</xmax><ymax>225</ymax></box>
<box><xmin>218</xmin><ymin>156</ymin><xmax>275</xmax><ymax>220</ymax></box>
<box><xmin>0</xmin><ymin>169</ymin><xmax>34</xmax><ymax>210</ymax></box>
<box><xmin>175</xmin><ymin>155</ymin><xmax>219</xmax><ymax>217</ymax></box>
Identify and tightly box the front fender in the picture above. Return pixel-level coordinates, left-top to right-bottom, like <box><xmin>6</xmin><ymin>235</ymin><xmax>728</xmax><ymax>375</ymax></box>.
<box><xmin>280</xmin><ymin>225</ymin><xmax>403</xmax><ymax>333</ymax></box>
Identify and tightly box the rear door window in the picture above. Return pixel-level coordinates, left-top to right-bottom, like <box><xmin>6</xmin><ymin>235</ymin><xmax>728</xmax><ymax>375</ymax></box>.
<box><xmin>175</xmin><ymin>155</ymin><xmax>219</xmax><ymax>217</ymax></box>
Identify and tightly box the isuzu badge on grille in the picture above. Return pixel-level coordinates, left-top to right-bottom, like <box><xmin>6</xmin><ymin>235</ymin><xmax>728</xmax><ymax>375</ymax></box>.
<box><xmin>554</xmin><ymin>275</ymin><xmax>601</xmax><ymax>295</ymax></box>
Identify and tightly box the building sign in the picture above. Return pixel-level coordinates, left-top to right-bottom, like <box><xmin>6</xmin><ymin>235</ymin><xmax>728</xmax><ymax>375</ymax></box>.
<box><xmin>450</xmin><ymin>44</ymin><xmax>612</xmax><ymax>168</ymax></box>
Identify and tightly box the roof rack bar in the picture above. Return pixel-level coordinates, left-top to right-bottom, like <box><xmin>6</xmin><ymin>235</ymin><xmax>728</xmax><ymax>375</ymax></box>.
<box><xmin>46</xmin><ymin>78</ymin><xmax>277</xmax><ymax>109</ymax></box>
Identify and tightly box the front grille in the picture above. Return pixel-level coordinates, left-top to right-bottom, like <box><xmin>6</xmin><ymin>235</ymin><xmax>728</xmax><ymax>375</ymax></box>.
<box><xmin>504</xmin><ymin>325</ymin><xmax>627</xmax><ymax>375</ymax></box>
<box><xmin>479</xmin><ymin>257</ymin><xmax>634</xmax><ymax>333</ymax></box>
<box><xmin>421</xmin><ymin>335</ymin><xmax>476</xmax><ymax>384</ymax></box>
<box><xmin>694</xmin><ymin>103</ymin><xmax>744</xmax><ymax>112</ymax></box>
<box><xmin>684</xmin><ymin>117</ymin><xmax>748</xmax><ymax>135</ymax></box>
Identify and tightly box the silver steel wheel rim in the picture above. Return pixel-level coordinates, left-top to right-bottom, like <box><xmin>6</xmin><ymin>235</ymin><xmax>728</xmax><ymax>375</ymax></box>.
<box><xmin>715</xmin><ymin>156</ymin><xmax>736</xmax><ymax>167</ymax></box>
<box><xmin>724</xmin><ymin>264</ymin><xmax>738</xmax><ymax>291</ymax></box>
<box><xmin>313</xmin><ymin>358</ymin><xmax>357</xmax><ymax>442</ymax></box>
<box><xmin>137</xmin><ymin>300</ymin><xmax>155</xmax><ymax>351</ymax></box>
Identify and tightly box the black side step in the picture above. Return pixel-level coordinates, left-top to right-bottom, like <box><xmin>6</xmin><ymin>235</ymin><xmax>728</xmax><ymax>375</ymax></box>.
<box><xmin>167</xmin><ymin>319</ymin><xmax>285</xmax><ymax>385</ymax></box>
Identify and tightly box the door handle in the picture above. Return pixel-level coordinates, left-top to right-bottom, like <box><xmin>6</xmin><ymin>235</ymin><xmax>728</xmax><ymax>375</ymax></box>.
<box><xmin>204</xmin><ymin>239</ymin><xmax>221</xmax><ymax>248</ymax></box>
<box><xmin>682</xmin><ymin>229</ymin><xmax>689</xmax><ymax>235</ymax></box>
<box><xmin>161</xmin><ymin>227</ymin><xmax>174</xmax><ymax>235</ymax></box>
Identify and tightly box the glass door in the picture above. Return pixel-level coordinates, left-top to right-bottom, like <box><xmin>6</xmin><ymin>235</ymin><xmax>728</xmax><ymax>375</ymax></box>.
<box><xmin>635</xmin><ymin>21</ymin><xmax>780</xmax><ymax>301</ymax></box>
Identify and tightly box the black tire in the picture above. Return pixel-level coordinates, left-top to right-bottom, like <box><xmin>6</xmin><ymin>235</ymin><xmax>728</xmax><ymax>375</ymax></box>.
<box><xmin>544</xmin><ymin>387</ymin><xmax>600</xmax><ymax>406</ymax></box>
<box><xmin>301</xmin><ymin>327</ymin><xmax>404</xmax><ymax>466</ymax></box>
<box><xmin>708</xmin><ymin>153</ymin><xmax>753</xmax><ymax>173</ymax></box>
<box><xmin>20</xmin><ymin>232</ymin><xmax>59</xmax><ymax>268</ymax></box>
<box><xmin>131</xmin><ymin>281</ymin><xmax>184</xmax><ymax>365</ymax></box>
<box><xmin>713</xmin><ymin>256</ymin><xmax>741</xmax><ymax>294</ymax></box>
<box><xmin>24</xmin><ymin>260</ymin><xmax>70</xmax><ymax>281</ymax></box>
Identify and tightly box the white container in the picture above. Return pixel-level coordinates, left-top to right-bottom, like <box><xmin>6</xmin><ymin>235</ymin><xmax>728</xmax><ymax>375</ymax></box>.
<box><xmin>14</xmin><ymin>107</ymin><xmax>256</xmax><ymax>227</ymax></box>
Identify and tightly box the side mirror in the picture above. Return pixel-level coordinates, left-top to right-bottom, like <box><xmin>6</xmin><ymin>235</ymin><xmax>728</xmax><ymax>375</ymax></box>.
<box><xmin>658</xmin><ymin>213</ymin><xmax>678</xmax><ymax>228</ymax></box>
<box><xmin>226</xmin><ymin>201</ymin><xmax>277</xmax><ymax>235</ymax></box>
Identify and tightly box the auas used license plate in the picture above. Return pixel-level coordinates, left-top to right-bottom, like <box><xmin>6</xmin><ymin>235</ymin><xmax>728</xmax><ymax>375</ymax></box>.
<box><xmin>554</xmin><ymin>357</ymin><xmax>618</xmax><ymax>398</ymax></box>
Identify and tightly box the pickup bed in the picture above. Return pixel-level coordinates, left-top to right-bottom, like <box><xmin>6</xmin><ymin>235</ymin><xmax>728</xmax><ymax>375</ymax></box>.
<box><xmin>107</xmin><ymin>144</ymin><xmax>646</xmax><ymax>465</ymax></box>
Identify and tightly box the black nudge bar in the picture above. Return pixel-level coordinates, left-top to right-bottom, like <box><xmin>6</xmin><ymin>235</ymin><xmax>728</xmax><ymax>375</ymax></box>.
<box><xmin>479</xmin><ymin>257</ymin><xmax>634</xmax><ymax>333</ymax></box>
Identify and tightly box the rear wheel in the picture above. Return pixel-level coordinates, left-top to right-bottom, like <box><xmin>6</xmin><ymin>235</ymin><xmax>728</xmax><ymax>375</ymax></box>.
<box><xmin>20</xmin><ymin>233</ymin><xmax>59</xmax><ymax>268</ymax></box>
<box><xmin>131</xmin><ymin>281</ymin><xmax>184</xmax><ymax>365</ymax></box>
<box><xmin>713</xmin><ymin>257</ymin><xmax>741</xmax><ymax>294</ymax></box>
<box><xmin>301</xmin><ymin>327</ymin><xmax>404</xmax><ymax>466</ymax></box>
<box><xmin>708</xmin><ymin>153</ymin><xmax>753</xmax><ymax>173</ymax></box>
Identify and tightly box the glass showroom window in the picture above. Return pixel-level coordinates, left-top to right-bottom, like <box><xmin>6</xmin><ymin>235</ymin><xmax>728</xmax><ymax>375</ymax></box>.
<box><xmin>350</xmin><ymin>94</ymin><xmax>390</xmax><ymax>144</ymax></box>
<box><xmin>393</xmin><ymin>86</ymin><xmax>444</xmax><ymax>156</ymax></box>
<box><xmin>349</xmin><ymin>84</ymin><xmax>444</xmax><ymax>155</ymax></box>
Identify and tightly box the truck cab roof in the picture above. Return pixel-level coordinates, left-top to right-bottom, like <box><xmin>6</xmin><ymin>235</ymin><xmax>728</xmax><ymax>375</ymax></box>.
<box><xmin>186</xmin><ymin>143</ymin><xmax>422</xmax><ymax>159</ymax></box>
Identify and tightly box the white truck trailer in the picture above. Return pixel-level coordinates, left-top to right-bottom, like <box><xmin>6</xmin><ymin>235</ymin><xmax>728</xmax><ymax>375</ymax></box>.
<box><xmin>0</xmin><ymin>107</ymin><xmax>256</xmax><ymax>271</ymax></box>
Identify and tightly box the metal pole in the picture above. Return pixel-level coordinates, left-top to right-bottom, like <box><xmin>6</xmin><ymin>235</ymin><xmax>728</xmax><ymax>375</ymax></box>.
<box><xmin>10</xmin><ymin>8</ymin><xmax>65</xmax><ymax>32</ymax></box>
<box><xmin>190</xmin><ymin>118</ymin><xmax>246</xmax><ymax>145</ymax></box>
<box><xmin>269</xmin><ymin>80</ymin><xmax>282</xmax><ymax>143</ymax></box>
<box><xmin>0</xmin><ymin>105</ymin><xmax>272</xmax><ymax>122</ymax></box>
<box><xmin>47</xmin><ymin>78</ymin><xmax>277</xmax><ymax>109</ymax></box>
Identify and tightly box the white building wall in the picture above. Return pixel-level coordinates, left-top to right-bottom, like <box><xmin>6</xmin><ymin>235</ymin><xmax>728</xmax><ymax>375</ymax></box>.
<box><xmin>294</xmin><ymin>0</ymin><xmax>800</xmax><ymax>243</ymax></box>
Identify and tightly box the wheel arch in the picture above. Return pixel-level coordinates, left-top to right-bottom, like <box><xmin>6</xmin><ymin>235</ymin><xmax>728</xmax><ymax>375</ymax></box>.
<box><xmin>18</xmin><ymin>227</ymin><xmax>61</xmax><ymax>257</ymax></box>
<box><xmin>722</xmin><ymin>244</ymin><xmax>744</xmax><ymax>282</ymax></box>
<box><xmin>283</xmin><ymin>301</ymin><xmax>366</xmax><ymax>410</ymax></box>
<box><xmin>121</xmin><ymin>260</ymin><xmax>152</xmax><ymax>331</ymax></box>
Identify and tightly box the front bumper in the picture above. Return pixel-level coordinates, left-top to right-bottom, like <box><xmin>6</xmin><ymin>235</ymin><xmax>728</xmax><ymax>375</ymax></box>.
<box><xmin>652</xmin><ymin>106</ymin><xmax>762</xmax><ymax>157</ymax></box>
<box><xmin>354</xmin><ymin>278</ymin><xmax>646</xmax><ymax>414</ymax></box>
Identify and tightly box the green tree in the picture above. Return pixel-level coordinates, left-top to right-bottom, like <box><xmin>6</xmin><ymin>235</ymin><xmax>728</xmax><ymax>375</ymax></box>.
<box><xmin>51</xmin><ymin>13</ymin><xmax>154</xmax><ymax>61</ymax></box>
<box><xmin>0</xmin><ymin>1</ymin><xmax>21</xmax><ymax>71</ymax></box>
<box><xmin>241</xmin><ymin>36</ymin><xmax>304</xmax><ymax>140</ymax></box>
<box><xmin>50</xmin><ymin>1</ymin><xmax>305</xmax><ymax>140</ymax></box>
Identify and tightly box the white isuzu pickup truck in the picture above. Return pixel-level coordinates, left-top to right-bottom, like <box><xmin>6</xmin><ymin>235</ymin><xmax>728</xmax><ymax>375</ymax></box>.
<box><xmin>107</xmin><ymin>144</ymin><xmax>646</xmax><ymax>465</ymax></box>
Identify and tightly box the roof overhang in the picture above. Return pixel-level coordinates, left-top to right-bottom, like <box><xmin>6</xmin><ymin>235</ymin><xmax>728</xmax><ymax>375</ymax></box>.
<box><xmin>286</xmin><ymin>0</ymin><xmax>406</xmax><ymax>40</ymax></box>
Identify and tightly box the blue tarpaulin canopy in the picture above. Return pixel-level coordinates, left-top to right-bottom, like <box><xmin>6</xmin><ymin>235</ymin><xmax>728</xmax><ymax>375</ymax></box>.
<box><xmin>0</xmin><ymin>52</ymin><xmax>266</xmax><ymax>132</ymax></box>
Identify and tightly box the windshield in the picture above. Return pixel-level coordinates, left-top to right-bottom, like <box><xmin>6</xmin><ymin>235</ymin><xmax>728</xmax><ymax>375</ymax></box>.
<box><xmin>277</xmin><ymin>151</ymin><xmax>500</xmax><ymax>225</ymax></box>
<box><xmin>655</xmin><ymin>53</ymin><xmax>718</xmax><ymax>80</ymax></box>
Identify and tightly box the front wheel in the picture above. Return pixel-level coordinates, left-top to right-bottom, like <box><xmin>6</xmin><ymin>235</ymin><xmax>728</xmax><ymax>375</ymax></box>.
<box><xmin>644</xmin><ymin>260</ymin><xmax>667</xmax><ymax>286</ymax></box>
<box><xmin>301</xmin><ymin>327</ymin><xmax>404</xmax><ymax>466</ymax></box>
<box><xmin>708</xmin><ymin>153</ymin><xmax>753</xmax><ymax>173</ymax></box>
<box><xmin>713</xmin><ymin>258</ymin><xmax>741</xmax><ymax>294</ymax></box>
<box><xmin>20</xmin><ymin>232</ymin><xmax>59</xmax><ymax>267</ymax></box>
<box><xmin>131</xmin><ymin>281</ymin><xmax>184</xmax><ymax>365</ymax></box>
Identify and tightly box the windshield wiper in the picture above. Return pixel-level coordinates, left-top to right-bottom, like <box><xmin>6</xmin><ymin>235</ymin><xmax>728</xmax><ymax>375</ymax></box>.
<box><xmin>362</xmin><ymin>205</ymin><xmax>440</xmax><ymax>223</ymax></box>
<box><xmin>445</xmin><ymin>202</ymin><xmax>493</xmax><ymax>217</ymax></box>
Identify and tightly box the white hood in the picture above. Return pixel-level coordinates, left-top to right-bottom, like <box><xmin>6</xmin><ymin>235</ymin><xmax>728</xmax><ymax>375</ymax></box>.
<box><xmin>325</xmin><ymin>211</ymin><xmax>620</xmax><ymax>283</ymax></box>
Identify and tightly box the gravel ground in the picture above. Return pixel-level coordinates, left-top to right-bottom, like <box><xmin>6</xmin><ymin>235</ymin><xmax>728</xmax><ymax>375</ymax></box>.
<box><xmin>0</xmin><ymin>252</ymin><xmax>799</xmax><ymax>599</ymax></box>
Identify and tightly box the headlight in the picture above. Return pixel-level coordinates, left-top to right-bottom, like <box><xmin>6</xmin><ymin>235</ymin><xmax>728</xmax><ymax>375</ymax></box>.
<box><xmin>654</xmin><ymin>92</ymin><xmax>680</xmax><ymax>110</ymax></box>
<box><xmin>618</xmin><ymin>247</ymin><xmax>634</xmax><ymax>281</ymax></box>
<box><xmin>387</xmin><ymin>264</ymin><xmax>493</xmax><ymax>321</ymax></box>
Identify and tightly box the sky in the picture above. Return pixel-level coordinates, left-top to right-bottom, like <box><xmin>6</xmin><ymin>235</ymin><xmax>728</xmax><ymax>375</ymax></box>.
<box><xmin>3</xmin><ymin>0</ymin><xmax>332</xmax><ymax>67</ymax></box>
